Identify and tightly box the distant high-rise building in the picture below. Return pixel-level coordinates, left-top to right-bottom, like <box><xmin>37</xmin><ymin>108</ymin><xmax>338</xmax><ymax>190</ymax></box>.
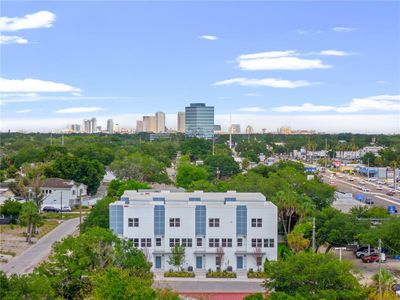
<box><xmin>143</xmin><ymin>116</ymin><xmax>156</xmax><ymax>132</ymax></box>
<box><xmin>177</xmin><ymin>112</ymin><xmax>185</xmax><ymax>133</ymax></box>
<box><xmin>213</xmin><ymin>124</ymin><xmax>221</xmax><ymax>131</ymax></box>
<box><xmin>229</xmin><ymin>124</ymin><xmax>241</xmax><ymax>134</ymax></box>
<box><xmin>155</xmin><ymin>112</ymin><xmax>166</xmax><ymax>133</ymax></box>
<box><xmin>67</xmin><ymin>124</ymin><xmax>81</xmax><ymax>133</ymax></box>
<box><xmin>185</xmin><ymin>103</ymin><xmax>214</xmax><ymax>140</ymax></box>
<box><xmin>245</xmin><ymin>125</ymin><xmax>254</xmax><ymax>134</ymax></box>
<box><xmin>136</xmin><ymin>120</ymin><xmax>143</xmax><ymax>133</ymax></box>
<box><xmin>279</xmin><ymin>126</ymin><xmax>292</xmax><ymax>135</ymax></box>
<box><xmin>83</xmin><ymin>119</ymin><xmax>91</xmax><ymax>133</ymax></box>
<box><xmin>262</xmin><ymin>128</ymin><xmax>268</xmax><ymax>134</ymax></box>
<box><xmin>91</xmin><ymin>117</ymin><xmax>97</xmax><ymax>133</ymax></box>
<box><xmin>107</xmin><ymin>119</ymin><xmax>114</xmax><ymax>133</ymax></box>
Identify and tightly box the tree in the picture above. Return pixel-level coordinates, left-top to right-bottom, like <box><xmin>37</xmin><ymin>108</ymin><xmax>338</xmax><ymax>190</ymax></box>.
<box><xmin>92</xmin><ymin>267</ymin><xmax>155</xmax><ymax>300</ymax></box>
<box><xmin>44</xmin><ymin>156</ymin><xmax>105</xmax><ymax>194</ymax></box>
<box><xmin>168</xmin><ymin>244</ymin><xmax>185</xmax><ymax>271</ymax></box>
<box><xmin>369</xmin><ymin>269</ymin><xmax>397</xmax><ymax>299</ymax></box>
<box><xmin>263</xmin><ymin>252</ymin><xmax>366</xmax><ymax>300</ymax></box>
<box><xmin>176</xmin><ymin>163</ymin><xmax>208</xmax><ymax>189</ymax></box>
<box><xmin>0</xmin><ymin>199</ymin><xmax>22</xmax><ymax>223</ymax></box>
<box><xmin>19</xmin><ymin>202</ymin><xmax>43</xmax><ymax>243</ymax></box>
<box><xmin>204</xmin><ymin>154</ymin><xmax>240</xmax><ymax>179</ymax></box>
<box><xmin>180</xmin><ymin>138</ymin><xmax>212</xmax><ymax>161</ymax></box>
<box><xmin>286</xmin><ymin>232</ymin><xmax>310</xmax><ymax>253</ymax></box>
<box><xmin>107</xmin><ymin>179</ymin><xmax>149</xmax><ymax>198</ymax></box>
<box><xmin>81</xmin><ymin>197</ymin><xmax>116</xmax><ymax>232</ymax></box>
<box><xmin>361</xmin><ymin>152</ymin><xmax>377</xmax><ymax>166</ymax></box>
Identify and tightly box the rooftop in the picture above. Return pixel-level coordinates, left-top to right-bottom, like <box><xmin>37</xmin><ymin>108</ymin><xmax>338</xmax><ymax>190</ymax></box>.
<box><xmin>40</xmin><ymin>178</ymin><xmax>84</xmax><ymax>189</ymax></box>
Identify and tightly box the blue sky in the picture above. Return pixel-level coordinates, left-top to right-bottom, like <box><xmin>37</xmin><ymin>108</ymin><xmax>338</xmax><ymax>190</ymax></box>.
<box><xmin>1</xmin><ymin>1</ymin><xmax>399</xmax><ymax>133</ymax></box>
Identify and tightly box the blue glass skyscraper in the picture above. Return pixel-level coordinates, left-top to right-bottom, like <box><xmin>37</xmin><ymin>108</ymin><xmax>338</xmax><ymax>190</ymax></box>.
<box><xmin>185</xmin><ymin>103</ymin><xmax>214</xmax><ymax>140</ymax></box>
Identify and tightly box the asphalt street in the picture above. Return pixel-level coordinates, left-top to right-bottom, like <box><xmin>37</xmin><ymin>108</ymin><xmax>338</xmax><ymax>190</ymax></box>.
<box><xmin>0</xmin><ymin>217</ymin><xmax>80</xmax><ymax>275</ymax></box>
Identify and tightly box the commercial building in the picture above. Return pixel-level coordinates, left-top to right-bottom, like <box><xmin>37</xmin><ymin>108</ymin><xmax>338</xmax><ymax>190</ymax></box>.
<box><xmin>83</xmin><ymin>117</ymin><xmax>97</xmax><ymax>133</ymax></box>
<box><xmin>143</xmin><ymin>116</ymin><xmax>156</xmax><ymax>132</ymax></box>
<box><xmin>136</xmin><ymin>120</ymin><xmax>143</xmax><ymax>133</ymax></box>
<box><xmin>177</xmin><ymin>112</ymin><xmax>185</xmax><ymax>133</ymax></box>
<box><xmin>110</xmin><ymin>191</ymin><xmax>277</xmax><ymax>272</ymax></box>
<box><xmin>185</xmin><ymin>103</ymin><xmax>214</xmax><ymax>140</ymax></box>
<box><xmin>245</xmin><ymin>125</ymin><xmax>254</xmax><ymax>134</ymax></box>
<box><xmin>107</xmin><ymin>119</ymin><xmax>114</xmax><ymax>133</ymax></box>
<box><xmin>229</xmin><ymin>124</ymin><xmax>241</xmax><ymax>134</ymax></box>
<box><xmin>155</xmin><ymin>112</ymin><xmax>166</xmax><ymax>133</ymax></box>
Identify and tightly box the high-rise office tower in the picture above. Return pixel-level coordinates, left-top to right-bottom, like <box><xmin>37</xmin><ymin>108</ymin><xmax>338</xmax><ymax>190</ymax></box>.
<box><xmin>143</xmin><ymin>116</ymin><xmax>156</xmax><ymax>132</ymax></box>
<box><xmin>155</xmin><ymin>112</ymin><xmax>166</xmax><ymax>133</ymax></box>
<box><xmin>185</xmin><ymin>103</ymin><xmax>214</xmax><ymax>140</ymax></box>
<box><xmin>177</xmin><ymin>112</ymin><xmax>185</xmax><ymax>133</ymax></box>
<box><xmin>229</xmin><ymin>124</ymin><xmax>241</xmax><ymax>134</ymax></box>
<box><xmin>245</xmin><ymin>125</ymin><xmax>254</xmax><ymax>134</ymax></box>
<box><xmin>136</xmin><ymin>120</ymin><xmax>143</xmax><ymax>133</ymax></box>
<box><xmin>91</xmin><ymin>117</ymin><xmax>97</xmax><ymax>133</ymax></box>
<box><xmin>107</xmin><ymin>119</ymin><xmax>114</xmax><ymax>133</ymax></box>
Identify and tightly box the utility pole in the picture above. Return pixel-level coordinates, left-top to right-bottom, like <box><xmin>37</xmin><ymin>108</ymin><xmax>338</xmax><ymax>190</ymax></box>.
<box><xmin>60</xmin><ymin>191</ymin><xmax>63</xmax><ymax>223</ymax></box>
<box><xmin>212</xmin><ymin>136</ymin><xmax>215</xmax><ymax>155</ymax></box>
<box><xmin>324</xmin><ymin>137</ymin><xmax>328</xmax><ymax>169</ymax></box>
<box><xmin>378</xmin><ymin>238</ymin><xmax>382</xmax><ymax>297</ymax></box>
<box><xmin>61</xmin><ymin>134</ymin><xmax>64</xmax><ymax>146</ymax></box>
<box><xmin>50</xmin><ymin>132</ymin><xmax>53</xmax><ymax>145</ymax></box>
<box><xmin>229</xmin><ymin>114</ymin><xmax>232</xmax><ymax>149</ymax></box>
<box><xmin>312</xmin><ymin>217</ymin><xmax>316</xmax><ymax>252</ymax></box>
<box><xmin>79</xmin><ymin>190</ymin><xmax>82</xmax><ymax>234</ymax></box>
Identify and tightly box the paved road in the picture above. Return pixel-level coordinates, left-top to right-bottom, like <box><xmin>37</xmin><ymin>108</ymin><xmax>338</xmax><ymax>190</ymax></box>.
<box><xmin>1</xmin><ymin>218</ymin><xmax>80</xmax><ymax>275</ymax></box>
<box><xmin>154</xmin><ymin>278</ymin><xmax>264</xmax><ymax>292</ymax></box>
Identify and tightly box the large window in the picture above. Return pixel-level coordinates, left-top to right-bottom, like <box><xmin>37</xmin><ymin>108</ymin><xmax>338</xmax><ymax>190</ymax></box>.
<box><xmin>169</xmin><ymin>218</ymin><xmax>180</xmax><ymax>227</ymax></box>
<box><xmin>264</xmin><ymin>238</ymin><xmax>275</xmax><ymax>248</ymax></box>
<box><xmin>140</xmin><ymin>238</ymin><xmax>151</xmax><ymax>247</ymax></box>
<box><xmin>209</xmin><ymin>218</ymin><xmax>220</xmax><ymax>228</ymax></box>
<box><xmin>251</xmin><ymin>218</ymin><xmax>262</xmax><ymax>227</ymax></box>
<box><xmin>251</xmin><ymin>238</ymin><xmax>262</xmax><ymax>248</ymax></box>
<box><xmin>221</xmin><ymin>238</ymin><xmax>232</xmax><ymax>247</ymax></box>
<box><xmin>195</xmin><ymin>206</ymin><xmax>206</xmax><ymax>235</ymax></box>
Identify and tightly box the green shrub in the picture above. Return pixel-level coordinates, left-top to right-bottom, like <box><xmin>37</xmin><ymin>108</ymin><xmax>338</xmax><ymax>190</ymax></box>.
<box><xmin>206</xmin><ymin>270</ymin><xmax>236</xmax><ymax>278</ymax></box>
<box><xmin>247</xmin><ymin>270</ymin><xmax>265</xmax><ymax>278</ymax></box>
<box><xmin>164</xmin><ymin>271</ymin><xmax>195</xmax><ymax>278</ymax></box>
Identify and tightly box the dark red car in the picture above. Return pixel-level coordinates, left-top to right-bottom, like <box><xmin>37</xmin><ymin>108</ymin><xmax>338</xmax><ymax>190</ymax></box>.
<box><xmin>362</xmin><ymin>254</ymin><xmax>380</xmax><ymax>263</ymax></box>
<box><xmin>386</xmin><ymin>191</ymin><xmax>395</xmax><ymax>196</ymax></box>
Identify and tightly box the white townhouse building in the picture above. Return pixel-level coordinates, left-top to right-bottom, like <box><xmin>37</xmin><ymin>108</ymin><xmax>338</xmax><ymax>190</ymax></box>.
<box><xmin>110</xmin><ymin>190</ymin><xmax>277</xmax><ymax>272</ymax></box>
<box><xmin>40</xmin><ymin>178</ymin><xmax>87</xmax><ymax>208</ymax></box>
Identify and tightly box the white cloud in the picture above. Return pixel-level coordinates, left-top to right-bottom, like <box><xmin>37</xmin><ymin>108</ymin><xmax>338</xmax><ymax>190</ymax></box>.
<box><xmin>214</xmin><ymin>77</ymin><xmax>314</xmax><ymax>88</ymax></box>
<box><xmin>376</xmin><ymin>80</ymin><xmax>388</xmax><ymax>84</ymax></box>
<box><xmin>319</xmin><ymin>50</ymin><xmax>350</xmax><ymax>56</ymax></box>
<box><xmin>245</xmin><ymin>93</ymin><xmax>259</xmax><ymax>97</ymax></box>
<box><xmin>0</xmin><ymin>78</ymin><xmax>81</xmax><ymax>93</ymax></box>
<box><xmin>237</xmin><ymin>107</ymin><xmax>266</xmax><ymax>112</ymax></box>
<box><xmin>0</xmin><ymin>11</ymin><xmax>55</xmax><ymax>32</ymax></box>
<box><xmin>0</xmin><ymin>35</ymin><xmax>28</xmax><ymax>44</ymax></box>
<box><xmin>56</xmin><ymin>107</ymin><xmax>102</xmax><ymax>114</ymax></box>
<box><xmin>237</xmin><ymin>51</ymin><xmax>331</xmax><ymax>71</ymax></box>
<box><xmin>273</xmin><ymin>103</ymin><xmax>336</xmax><ymax>112</ymax></box>
<box><xmin>16</xmin><ymin>109</ymin><xmax>32</xmax><ymax>114</ymax></box>
<box><xmin>200</xmin><ymin>35</ymin><xmax>218</xmax><ymax>40</ymax></box>
<box><xmin>333</xmin><ymin>26</ymin><xmax>355</xmax><ymax>32</ymax></box>
<box><xmin>272</xmin><ymin>95</ymin><xmax>400</xmax><ymax>113</ymax></box>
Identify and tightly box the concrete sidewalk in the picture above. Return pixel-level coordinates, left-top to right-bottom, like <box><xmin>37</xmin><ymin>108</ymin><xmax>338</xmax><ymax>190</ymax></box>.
<box><xmin>1</xmin><ymin>218</ymin><xmax>80</xmax><ymax>275</ymax></box>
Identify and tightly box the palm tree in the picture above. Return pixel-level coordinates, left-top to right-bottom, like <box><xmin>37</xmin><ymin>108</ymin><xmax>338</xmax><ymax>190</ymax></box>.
<box><xmin>20</xmin><ymin>202</ymin><xmax>43</xmax><ymax>243</ymax></box>
<box><xmin>371</xmin><ymin>269</ymin><xmax>396</xmax><ymax>298</ymax></box>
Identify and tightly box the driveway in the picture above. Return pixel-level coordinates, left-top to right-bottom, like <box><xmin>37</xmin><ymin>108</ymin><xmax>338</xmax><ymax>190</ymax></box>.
<box><xmin>0</xmin><ymin>218</ymin><xmax>80</xmax><ymax>275</ymax></box>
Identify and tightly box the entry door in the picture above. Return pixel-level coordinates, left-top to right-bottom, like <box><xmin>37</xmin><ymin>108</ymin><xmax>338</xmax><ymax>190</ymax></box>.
<box><xmin>155</xmin><ymin>256</ymin><xmax>162</xmax><ymax>269</ymax></box>
<box><xmin>196</xmin><ymin>256</ymin><xmax>203</xmax><ymax>269</ymax></box>
<box><xmin>237</xmin><ymin>256</ymin><xmax>243</xmax><ymax>269</ymax></box>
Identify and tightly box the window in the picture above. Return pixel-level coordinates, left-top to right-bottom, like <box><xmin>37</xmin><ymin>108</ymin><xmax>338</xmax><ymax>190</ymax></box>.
<box><xmin>133</xmin><ymin>238</ymin><xmax>139</xmax><ymax>247</ymax></box>
<box><xmin>169</xmin><ymin>218</ymin><xmax>180</xmax><ymax>227</ymax></box>
<box><xmin>197</xmin><ymin>238</ymin><xmax>202</xmax><ymax>247</ymax></box>
<box><xmin>216</xmin><ymin>256</ymin><xmax>221</xmax><ymax>267</ymax></box>
<box><xmin>237</xmin><ymin>238</ymin><xmax>243</xmax><ymax>247</ymax></box>
<box><xmin>134</xmin><ymin>218</ymin><xmax>139</xmax><ymax>227</ymax></box>
<box><xmin>256</xmin><ymin>256</ymin><xmax>262</xmax><ymax>266</ymax></box>
<box><xmin>156</xmin><ymin>238</ymin><xmax>162</xmax><ymax>247</ymax></box>
<box><xmin>169</xmin><ymin>238</ymin><xmax>180</xmax><ymax>247</ymax></box>
<box><xmin>182</xmin><ymin>238</ymin><xmax>193</xmax><ymax>247</ymax></box>
<box><xmin>128</xmin><ymin>218</ymin><xmax>134</xmax><ymax>227</ymax></box>
<box><xmin>263</xmin><ymin>238</ymin><xmax>275</xmax><ymax>248</ymax></box>
<box><xmin>209</xmin><ymin>238</ymin><xmax>220</xmax><ymax>247</ymax></box>
<box><xmin>251</xmin><ymin>218</ymin><xmax>262</xmax><ymax>227</ymax></box>
<box><xmin>141</xmin><ymin>238</ymin><xmax>151</xmax><ymax>247</ymax></box>
<box><xmin>209</xmin><ymin>218</ymin><xmax>220</xmax><ymax>228</ymax></box>
<box><xmin>251</xmin><ymin>238</ymin><xmax>262</xmax><ymax>248</ymax></box>
<box><xmin>221</xmin><ymin>238</ymin><xmax>232</xmax><ymax>247</ymax></box>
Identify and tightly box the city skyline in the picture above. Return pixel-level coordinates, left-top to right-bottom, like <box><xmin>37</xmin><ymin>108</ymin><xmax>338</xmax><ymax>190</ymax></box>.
<box><xmin>1</xmin><ymin>2</ymin><xmax>399</xmax><ymax>134</ymax></box>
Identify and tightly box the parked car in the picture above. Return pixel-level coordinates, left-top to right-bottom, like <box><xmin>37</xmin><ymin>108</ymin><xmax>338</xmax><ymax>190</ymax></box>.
<box><xmin>356</xmin><ymin>248</ymin><xmax>377</xmax><ymax>258</ymax></box>
<box><xmin>42</xmin><ymin>206</ymin><xmax>60</xmax><ymax>212</ymax></box>
<box><xmin>392</xmin><ymin>284</ymin><xmax>400</xmax><ymax>296</ymax></box>
<box><xmin>362</xmin><ymin>253</ymin><xmax>381</xmax><ymax>263</ymax></box>
<box><xmin>386</xmin><ymin>191</ymin><xmax>395</xmax><ymax>196</ymax></box>
<box><xmin>362</xmin><ymin>187</ymin><xmax>370</xmax><ymax>192</ymax></box>
<box><xmin>60</xmin><ymin>206</ymin><xmax>72</xmax><ymax>212</ymax></box>
<box><xmin>376</xmin><ymin>185</ymin><xmax>383</xmax><ymax>190</ymax></box>
<box><xmin>365</xmin><ymin>198</ymin><xmax>374</xmax><ymax>205</ymax></box>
